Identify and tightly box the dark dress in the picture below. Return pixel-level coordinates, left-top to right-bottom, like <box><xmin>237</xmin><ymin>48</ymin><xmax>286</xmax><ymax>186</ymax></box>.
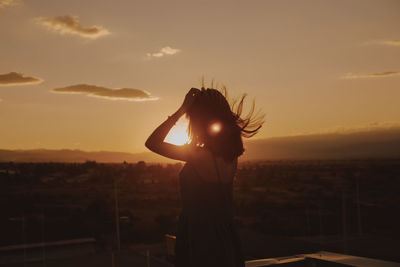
<box><xmin>174</xmin><ymin>158</ymin><xmax>245</xmax><ymax>267</ymax></box>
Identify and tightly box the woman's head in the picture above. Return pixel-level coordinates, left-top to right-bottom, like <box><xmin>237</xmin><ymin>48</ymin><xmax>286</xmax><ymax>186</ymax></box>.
<box><xmin>186</xmin><ymin>84</ymin><xmax>264</xmax><ymax>161</ymax></box>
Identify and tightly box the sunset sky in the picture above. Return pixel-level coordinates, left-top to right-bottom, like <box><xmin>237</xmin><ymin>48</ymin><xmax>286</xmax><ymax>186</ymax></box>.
<box><xmin>1</xmin><ymin>0</ymin><xmax>399</xmax><ymax>154</ymax></box>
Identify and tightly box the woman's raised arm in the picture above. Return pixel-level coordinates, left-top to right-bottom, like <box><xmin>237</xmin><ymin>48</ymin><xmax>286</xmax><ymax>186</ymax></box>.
<box><xmin>145</xmin><ymin>88</ymin><xmax>199</xmax><ymax>161</ymax></box>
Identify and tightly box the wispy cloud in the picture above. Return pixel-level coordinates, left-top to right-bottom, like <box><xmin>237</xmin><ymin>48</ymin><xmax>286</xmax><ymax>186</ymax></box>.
<box><xmin>342</xmin><ymin>71</ymin><xmax>400</xmax><ymax>79</ymax></box>
<box><xmin>35</xmin><ymin>15</ymin><xmax>110</xmax><ymax>39</ymax></box>
<box><xmin>0</xmin><ymin>72</ymin><xmax>43</xmax><ymax>86</ymax></box>
<box><xmin>52</xmin><ymin>84</ymin><xmax>158</xmax><ymax>101</ymax></box>
<box><xmin>365</xmin><ymin>39</ymin><xmax>400</xmax><ymax>47</ymax></box>
<box><xmin>0</xmin><ymin>0</ymin><xmax>21</xmax><ymax>8</ymax></box>
<box><xmin>146</xmin><ymin>46</ymin><xmax>181</xmax><ymax>58</ymax></box>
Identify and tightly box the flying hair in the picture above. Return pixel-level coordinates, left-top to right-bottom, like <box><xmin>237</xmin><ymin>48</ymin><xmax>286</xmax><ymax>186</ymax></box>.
<box><xmin>187</xmin><ymin>77</ymin><xmax>265</xmax><ymax>160</ymax></box>
<box><xmin>200</xmin><ymin>77</ymin><xmax>265</xmax><ymax>138</ymax></box>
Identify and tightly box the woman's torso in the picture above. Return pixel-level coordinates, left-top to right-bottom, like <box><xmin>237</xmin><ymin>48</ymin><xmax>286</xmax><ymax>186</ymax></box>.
<box><xmin>178</xmin><ymin>155</ymin><xmax>236</xmax><ymax>222</ymax></box>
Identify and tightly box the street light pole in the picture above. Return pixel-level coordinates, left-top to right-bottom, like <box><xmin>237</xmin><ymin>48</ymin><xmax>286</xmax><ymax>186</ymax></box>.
<box><xmin>114</xmin><ymin>175</ymin><xmax>121</xmax><ymax>252</ymax></box>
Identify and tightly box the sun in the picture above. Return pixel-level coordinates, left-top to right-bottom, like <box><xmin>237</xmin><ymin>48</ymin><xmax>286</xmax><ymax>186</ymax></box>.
<box><xmin>164</xmin><ymin>117</ymin><xmax>191</xmax><ymax>146</ymax></box>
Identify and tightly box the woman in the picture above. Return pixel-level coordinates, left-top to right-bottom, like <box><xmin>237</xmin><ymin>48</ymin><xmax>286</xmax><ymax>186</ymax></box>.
<box><xmin>145</xmin><ymin>85</ymin><xmax>264</xmax><ymax>267</ymax></box>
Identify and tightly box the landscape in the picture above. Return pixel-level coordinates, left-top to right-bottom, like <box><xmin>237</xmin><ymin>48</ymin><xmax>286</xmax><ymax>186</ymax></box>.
<box><xmin>1</xmin><ymin>156</ymin><xmax>399</xmax><ymax>266</ymax></box>
<box><xmin>1</xmin><ymin>0</ymin><xmax>400</xmax><ymax>266</ymax></box>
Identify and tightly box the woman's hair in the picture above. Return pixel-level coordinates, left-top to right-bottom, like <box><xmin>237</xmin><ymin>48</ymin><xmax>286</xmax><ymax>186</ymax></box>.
<box><xmin>186</xmin><ymin>81</ymin><xmax>265</xmax><ymax>161</ymax></box>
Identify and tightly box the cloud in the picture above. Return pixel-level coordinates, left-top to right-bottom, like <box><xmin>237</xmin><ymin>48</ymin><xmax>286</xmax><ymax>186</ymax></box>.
<box><xmin>365</xmin><ymin>39</ymin><xmax>400</xmax><ymax>47</ymax></box>
<box><xmin>311</xmin><ymin>121</ymin><xmax>400</xmax><ymax>135</ymax></box>
<box><xmin>0</xmin><ymin>0</ymin><xmax>21</xmax><ymax>8</ymax></box>
<box><xmin>342</xmin><ymin>71</ymin><xmax>400</xmax><ymax>79</ymax></box>
<box><xmin>379</xmin><ymin>40</ymin><xmax>400</xmax><ymax>47</ymax></box>
<box><xmin>146</xmin><ymin>46</ymin><xmax>181</xmax><ymax>58</ymax></box>
<box><xmin>51</xmin><ymin>84</ymin><xmax>158</xmax><ymax>101</ymax></box>
<box><xmin>35</xmin><ymin>15</ymin><xmax>110</xmax><ymax>39</ymax></box>
<box><xmin>0</xmin><ymin>72</ymin><xmax>43</xmax><ymax>86</ymax></box>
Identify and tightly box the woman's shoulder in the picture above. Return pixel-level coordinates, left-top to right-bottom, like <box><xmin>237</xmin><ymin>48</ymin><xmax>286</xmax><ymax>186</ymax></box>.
<box><xmin>187</xmin><ymin>146</ymin><xmax>217</xmax><ymax>164</ymax></box>
<box><xmin>187</xmin><ymin>147</ymin><xmax>236</xmax><ymax>183</ymax></box>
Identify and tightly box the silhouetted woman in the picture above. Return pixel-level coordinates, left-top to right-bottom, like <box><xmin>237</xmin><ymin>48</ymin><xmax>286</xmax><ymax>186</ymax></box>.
<box><xmin>145</xmin><ymin>85</ymin><xmax>264</xmax><ymax>267</ymax></box>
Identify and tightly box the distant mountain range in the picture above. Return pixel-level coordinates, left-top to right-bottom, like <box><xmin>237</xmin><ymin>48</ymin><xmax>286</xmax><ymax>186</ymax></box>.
<box><xmin>1</xmin><ymin>126</ymin><xmax>399</xmax><ymax>163</ymax></box>
<box><xmin>0</xmin><ymin>149</ymin><xmax>169</xmax><ymax>163</ymax></box>
<box><xmin>242</xmin><ymin>125</ymin><xmax>400</xmax><ymax>161</ymax></box>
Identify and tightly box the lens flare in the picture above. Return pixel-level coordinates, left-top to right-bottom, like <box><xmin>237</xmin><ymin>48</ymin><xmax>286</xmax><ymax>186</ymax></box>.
<box><xmin>210</xmin><ymin>122</ymin><xmax>222</xmax><ymax>134</ymax></box>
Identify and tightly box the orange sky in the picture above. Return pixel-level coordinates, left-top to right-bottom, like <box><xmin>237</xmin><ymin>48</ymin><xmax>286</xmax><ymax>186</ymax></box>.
<box><xmin>0</xmin><ymin>0</ymin><xmax>399</xmax><ymax>153</ymax></box>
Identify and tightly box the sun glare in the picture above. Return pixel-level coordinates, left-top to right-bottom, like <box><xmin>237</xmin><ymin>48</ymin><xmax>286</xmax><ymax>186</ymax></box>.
<box><xmin>210</xmin><ymin>122</ymin><xmax>221</xmax><ymax>133</ymax></box>
<box><xmin>164</xmin><ymin>117</ymin><xmax>191</xmax><ymax>146</ymax></box>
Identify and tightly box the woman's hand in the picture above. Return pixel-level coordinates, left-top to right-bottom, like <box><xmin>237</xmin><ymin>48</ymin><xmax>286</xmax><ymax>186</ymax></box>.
<box><xmin>179</xmin><ymin>88</ymin><xmax>200</xmax><ymax>114</ymax></box>
<box><xmin>145</xmin><ymin>87</ymin><xmax>200</xmax><ymax>162</ymax></box>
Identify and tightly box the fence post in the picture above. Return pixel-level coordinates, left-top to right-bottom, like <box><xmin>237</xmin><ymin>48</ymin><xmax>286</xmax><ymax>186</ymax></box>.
<box><xmin>114</xmin><ymin>176</ymin><xmax>121</xmax><ymax>251</ymax></box>
<box><xmin>356</xmin><ymin>173</ymin><xmax>363</xmax><ymax>236</ymax></box>
<box><xmin>146</xmin><ymin>249</ymin><xmax>150</xmax><ymax>267</ymax></box>
<box><xmin>342</xmin><ymin>188</ymin><xmax>347</xmax><ymax>253</ymax></box>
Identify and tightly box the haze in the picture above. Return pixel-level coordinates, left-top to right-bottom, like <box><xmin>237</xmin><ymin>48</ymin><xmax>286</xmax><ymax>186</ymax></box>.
<box><xmin>1</xmin><ymin>0</ymin><xmax>399</xmax><ymax>154</ymax></box>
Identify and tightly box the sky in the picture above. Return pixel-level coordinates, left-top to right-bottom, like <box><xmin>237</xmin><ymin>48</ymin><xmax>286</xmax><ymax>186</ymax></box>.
<box><xmin>0</xmin><ymin>0</ymin><xmax>399</xmax><ymax>154</ymax></box>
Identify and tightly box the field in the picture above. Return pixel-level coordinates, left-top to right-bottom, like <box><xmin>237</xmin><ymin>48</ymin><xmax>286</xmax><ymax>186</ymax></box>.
<box><xmin>0</xmin><ymin>159</ymin><xmax>399</xmax><ymax>265</ymax></box>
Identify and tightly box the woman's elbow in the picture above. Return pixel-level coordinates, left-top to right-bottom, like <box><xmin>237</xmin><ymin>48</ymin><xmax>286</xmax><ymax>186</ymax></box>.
<box><xmin>145</xmin><ymin>139</ymin><xmax>153</xmax><ymax>151</ymax></box>
<box><xmin>145</xmin><ymin>139</ymin><xmax>158</xmax><ymax>153</ymax></box>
